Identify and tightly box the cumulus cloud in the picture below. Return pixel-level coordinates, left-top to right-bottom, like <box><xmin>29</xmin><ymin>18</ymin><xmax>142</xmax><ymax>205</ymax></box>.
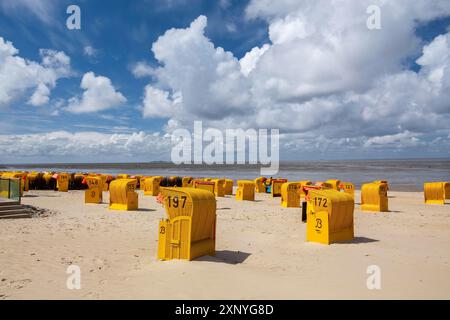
<box><xmin>66</xmin><ymin>72</ymin><xmax>127</xmax><ymax>114</ymax></box>
<box><xmin>138</xmin><ymin>1</ymin><xmax>450</xmax><ymax>155</ymax></box>
<box><xmin>142</xmin><ymin>85</ymin><xmax>181</xmax><ymax>118</ymax></box>
<box><xmin>239</xmin><ymin>43</ymin><xmax>270</xmax><ymax>76</ymax></box>
<box><xmin>143</xmin><ymin>15</ymin><xmax>252</xmax><ymax>125</ymax></box>
<box><xmin>0</xmin><ymin>37</ymin><xmax>71</xmax><ymax>107</ymax></box>
<box><xmin>3</xmin><ymin>1</ymin><xmax>450</xmax><ymax>160</ymax></box>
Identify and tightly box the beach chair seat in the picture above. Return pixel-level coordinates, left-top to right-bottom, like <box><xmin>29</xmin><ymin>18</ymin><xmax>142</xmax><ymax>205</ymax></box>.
<box><xmin>109</xmin><ymin>179</ymin><xmax>138</xmax><ymax>210</ymax></box>
<box><xmin>212</xmin><ymin>179</ymin><xmax>225</xmax><ymax>197</ymax></box>
<box><xmin>85</xmin><ymin>176</ymin><xmax>103</xmax><ymax>204</ymax></box>
<box><xmin>271</xmin><ymin>179</ymin><xmax>287</xmax><ymax>197</ymax></box>
<box><xmin>339</xmin><ymin>182</ymin><xmax>355</xmax><ymax>198</ymax></box>
<box><xmin>182</xmin><ymin>176</ymin><xmax>193</xmax><ymax>188</ymax></box>
<box><xmin>326</xmin><ymin>179</ymin><xmax>341</xmax><ymax>191</ymax></box>
<box><xmin>56</xmin><ymin>173</ymin><xmax>70</xmax><ymax>192</ymax></box>
<box><xmin>27</xmin><ymin>172</ymin><xmax>40</xmax><ymax>190</ymax></box>
<box><xmin>297</xmin><ymin>180</ymin><xmax>313</xmax><ymax>197</ymax></box>
<box><xmin>91</xmin><ymin>174</ymin><xmax>107</xmax><ymax>191</ymax></box>
<box><xmin>424</xmin><ymin>182</ymin><xmax>447</xmax><ymax>205</ymax></box>
<box><xmin>373</xmin><ymin>180</ymin><xmax>389</xmax><ymax>191</ymax></box>
<box><xmin>444</xmin><ymin>182</ymin><xmax>450</xmax><ymax>200</ymax></box>
<box><xmin>361</xmin><ymin>183</ymin><xmax>388</xmax><ymax>212</ymax></box>
<box><xmin>72</xmin><ymin>173</ymin><xmax>86</xmax><ymax>190</ymax></box>
<box><xmin>34</xmin><ymin>172</ymin><xmax>47</xmax><ymax>190</ymax></box>
<box><xmin>132</xmin><ymin>175</ymin><xmax>143</xmax><ymax>189</ymax></box>
<box><xmin>306</xmin><ymin>189</ymin><xmax>354</xmax><ymax>244</ymax></box>
<box><xmin>254</xmin><ymin>177</ymin><xmax>266</xmax><ymax>193</ymax></box>
<box><xmin>236</xmin><ymin>180</ymin><xmax>255</xmax><ymax>201</ymax></box>
<box><xmin>281</xmin><ymin>182</ymin><xmax>301</xmax><ymax>208</ymax></box>
<box><xmin>41</xmin><ymin>172</ymin><xmax>55</xmax><ymax>190</ymax></box>
<box><xmin>158</xmin><ymin>188</ymin><xmax>216</xmax><ymax>261</ymax></box>
<box><xmin>193</xmin><ymin>180</ymin><xmax>215</xmax><ymax>194</ymax></box>
<box><xmin>315</xmin><ymin>181</ymin><xmax>333</xmax><ymax>189</ymax></box>
<box><xmin>223</xmin><ymin>179</ymin><xmax>233</xmax><ymax>195</ymax></box>
<box><xmin>166</xmin><ymin>176</ymin><xmax>182</xmax><ymax>187</ymax></box>
<box><xmin>139</xmin><ymin>176</ymin><xmax>149</xmax><ymax>187</ymax></box>
<box><xmin>100</xmin><ymin>174</ymin><xmax>111</xmax><ymax>191</ymax></box>
<box><xmin>143</xmin><ymin>176</ymin><xmax>163</xmax><ymax>196</ymax></box>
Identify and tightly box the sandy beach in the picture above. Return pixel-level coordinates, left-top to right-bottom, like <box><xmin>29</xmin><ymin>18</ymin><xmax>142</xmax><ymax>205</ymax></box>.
<box><xmin>0</xmin><ymin>189</ymin><xmax>449</xmax><ymax>300</ymax></box>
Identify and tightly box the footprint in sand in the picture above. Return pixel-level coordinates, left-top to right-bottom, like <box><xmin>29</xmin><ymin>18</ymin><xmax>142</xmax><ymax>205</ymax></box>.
<box><xmin>8</xmin><ymin>279</ymin><xmax>32</xmax><ymax>290</ymax></box>
<box><xmin>84</xmin><ymin>291</ymin><xmax>100</xmax><ymax>299</ymax></box>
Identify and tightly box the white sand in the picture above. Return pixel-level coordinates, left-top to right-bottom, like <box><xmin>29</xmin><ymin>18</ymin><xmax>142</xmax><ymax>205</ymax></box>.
<box><xmin>0</xmin><ymin>189</ymin><xmax>449</xmax><ymax>299</ymax></box>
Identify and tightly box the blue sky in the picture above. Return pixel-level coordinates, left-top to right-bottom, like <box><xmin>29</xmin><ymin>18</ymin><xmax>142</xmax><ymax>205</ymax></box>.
<box><xmin>0</xmin><ymin>0</ymin><xmax>268</xmax><ymax>135</ymax></box>
<box><xmin>0</xmin><ymin>0</ymin><xmax>450</xmax><ymax>163</ymax></box>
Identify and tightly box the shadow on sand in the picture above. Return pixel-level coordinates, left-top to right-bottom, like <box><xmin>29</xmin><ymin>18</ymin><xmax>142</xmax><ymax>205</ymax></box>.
<box><xmin>343</xmin><ymin>237</ymin><xmax>379</xmax><ymax>244</ymax></box>
<box><xmin>25</xmin><ymin>194</ymin><xmax>60</xmax><ymax>198</ymax></box>
<box><xmin>133</xmin><ymin>208</ymin><xmax>156</xmax><ymax>212</ymax></box>
<box><xmin>196</xmin><ymin>250</ymin><xmax>251</xmax><ymax>265</ymax></box>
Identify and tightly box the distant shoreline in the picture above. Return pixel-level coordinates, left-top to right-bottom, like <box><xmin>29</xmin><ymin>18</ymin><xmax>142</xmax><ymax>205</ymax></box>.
<box><xmin>2</xmin><ymin>157</ymin><xmax>450</xmax><ymax>168</ymax></box>
<box><xmin>2</xmin><ymin>158</ymin><xmax>449</xmax><ymax>192</ymax></box>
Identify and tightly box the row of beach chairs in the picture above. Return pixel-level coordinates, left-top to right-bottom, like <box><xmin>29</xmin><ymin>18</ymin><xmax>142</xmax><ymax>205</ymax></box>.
<box><xmin>1</xmin><ymin>171</ymin><xmax>448</xmax><ymax>261</ymax></box>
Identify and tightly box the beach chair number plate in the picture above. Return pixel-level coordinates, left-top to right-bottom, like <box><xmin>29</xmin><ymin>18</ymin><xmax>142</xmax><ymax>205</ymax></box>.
<box><xmin>167</xmin><ymin>195</ymin><xmax>187</xmax><ymax>208</ymax></box>
<box><xmin>314</xmin><ymin>197</ymin><xmax>328</xmax><ymax>208</ymax></box>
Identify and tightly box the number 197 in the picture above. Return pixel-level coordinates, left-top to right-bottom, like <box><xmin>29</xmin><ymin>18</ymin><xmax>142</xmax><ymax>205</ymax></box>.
<box><xmin>167</xmin><ymin>195</ymin><xmax>187</xmax><ymax>208</ymax></box>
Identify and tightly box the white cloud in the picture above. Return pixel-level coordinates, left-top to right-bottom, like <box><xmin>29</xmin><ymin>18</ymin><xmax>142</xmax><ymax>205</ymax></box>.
<box><xmin>130</xmin><ymin>61</ymin><xmax>156</xmax><ymax>78</ymax></box>
<box><xmin>137</xmin><ymin>2</ymin><xmax>450</xmax><ymax>155</ymax></box>
<box><xmin>83</xmin><ymin>46</ymin><xmax>99</xmax><ymax>58</ymax></box>
<box><xmin>0</xmin><ymin>37</ymin><xmax>71</xmax><ymax>107</ymax></box>
<box><xmin>364</xmin><ymin>131</ymin><xmax>421</xmax><ymax>147</ymax></box>
<box><xmin>142</xmin><ymin>85</ymin><xmax>181</xmax><ymax>118</ymax></box>
<box><xmin>0</xmin><ymin>131</ymin><xmax>172</xmax><ymax>162</ymax></box>
<box><xmin>27</xmin><ymin>83</ymin><xmax>50</xmax><ymax>106</ymax></box>
<box><xmin>239</xmin><ymin>43</ymin><xmax>270</xmax><ymax>76</ymax></box>
<box><xmin>247</xmin><ymin>3</ymin><xmax>424</xmax><ymax>101</ymax></box>
<box><xmin>4</xmin><ymin>1</ymin><xmax>450</xmax><ymax>160</ymax></box>
<box><xmin>145</xmin><ymin>15</ymin><xmax>252</xmax><ymax>124</ymax></box>
<box><xmin>268</xmin><ymin>15</ymin><xmax>311</xmax><ymax>45</ymax></box>
<box><xmin>66</xmin><ymin>72</ymin><xmax>127</xmax><ymax>114</ymax></box>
